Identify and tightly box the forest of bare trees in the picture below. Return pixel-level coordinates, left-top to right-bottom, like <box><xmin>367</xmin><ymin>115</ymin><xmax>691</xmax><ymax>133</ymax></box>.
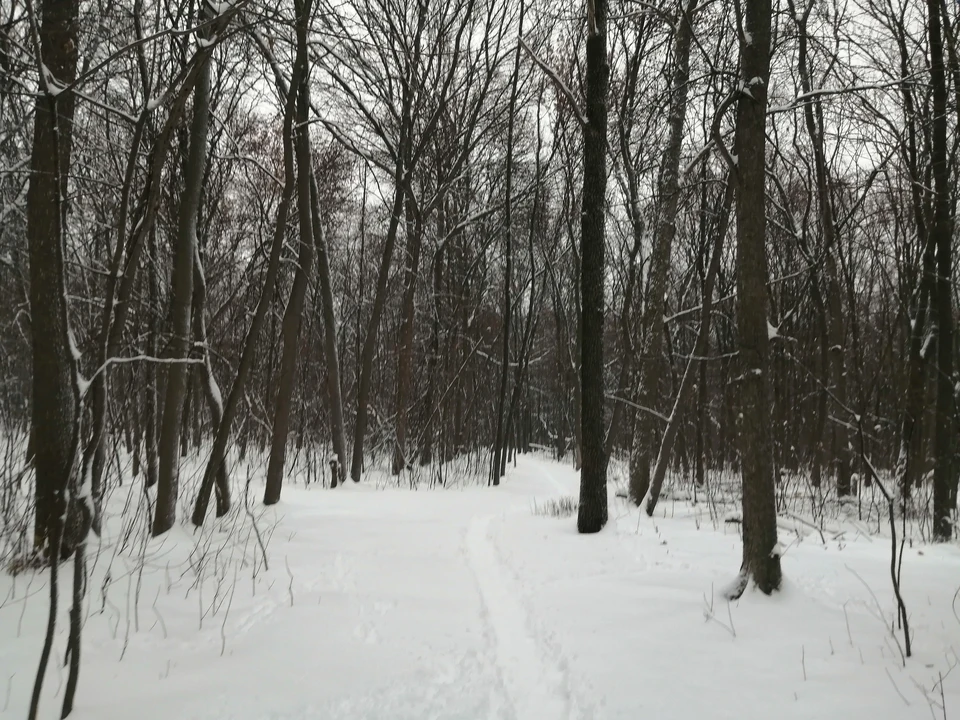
<box><xmin>1</xmin><ymin>0</ymin><xmax>959</xmax><ymax>711</ymax></box>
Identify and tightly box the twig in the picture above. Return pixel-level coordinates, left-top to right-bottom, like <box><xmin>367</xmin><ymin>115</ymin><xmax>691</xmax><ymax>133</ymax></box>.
<box><xmin>885</xmin><ymin>667</ymin><xmax>911</xmax><ymax>706</ymax></box>
<box><xmin>703</xmin><ymin>583</ymin><xmax>737</xmax><ymax>637</ymax></box>
<box><xmin>221</xmin><ymin>566</ymin><xmax>238</xmax><ymax>657</ymax></box>
<box><xmin>846</xmin><ymin>564</ymin><xmax>906</xmax><ymax>665</ymax></box>
<box><xmin>285</xmin><ymin>556</ymin><xmax>294</xmax><ymax>607</ymax></box>
<box><xmin>3</xmin><ymin>673</ymin><xmax>13</xmax><ymax>713</ymax></box>
<box><xmin>939</xmin><ymin>671</ymin><xmax>946</xmax><ymax>720</ymax></box>
<box><xmin>843</xmin><ymin>601</ymin><xmax>854</xmax><ymax>646</ymax></box>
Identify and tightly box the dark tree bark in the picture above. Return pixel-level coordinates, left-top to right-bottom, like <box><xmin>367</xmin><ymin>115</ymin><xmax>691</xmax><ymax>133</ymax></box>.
<box><xmin>577</xmin><ymin>0</ymin><xmax>609</xmax><ymax>534</ymax></box>
<box><xmin>154</xmin><ymin>18</ymin><xmax>212</xmax><ymax>535</ymax></box>
<box><xmin>26</xmin><ymin>0</ymin><xmax>82</xmax><ymax>558</ymax></box>
<box><xmin>728</xmin><ymin>0</ymin><xmax>781</xmax><ymax>596</ymax></box>
<box><xmin>24</xmin><ymin>0</ymin><xmax>87</xmax><ymax>715</ymax></box>
<box><xmin>491</xmin><ymin>13</ymin><xmax>522</xmax><ymax>486</ymax></box>
<box><xmin>265</xmin><ymin>30</ymin><xmax>316</xmax><ymax>505</ymax></box>
<box><xmin>927</xmin><ymin>0</ymin><xmax>955</xmax><ymax>541</ymax></box>
<box><xmin>248</xmin><ymin>25</ymin><xmax>348</xmax><ymax>487</ymax></box>
<box><xmin>144</xmin><ymin>226</ymin><xmax>160</xmax><ymax>489</ymax></box>
<box><xmin>893</xmin><ymin>12</ymin><xmax>936</xmax><ymax>504</ymax></box>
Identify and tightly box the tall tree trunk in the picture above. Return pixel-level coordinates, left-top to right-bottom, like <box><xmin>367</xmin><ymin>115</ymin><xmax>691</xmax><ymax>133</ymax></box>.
<box><xmin>154</xmin><ymin>22</ymin><xmax>212</xmax><ymax>536</ymax></box>
<box><xmin>628</xmin><ymin>0</ymin><xmax>696</xmax><ymax>504</ymax></box>
<box><xmin>577</xmin><ymin>0</ymin><xmax>609</xmax><ymax>534</ymax></box>
<box><xmin>27</xmin><ymin>0</ymin><xmax>83</xmax><ymax>557</ymax></box>
<box><xmin>191</xmin><ymin>245</ymin><xmax>228</xmax><ymax>513</ymax></box>
<box><xmin>939</xmin><ymin>2</ymin><xmax>960</xmax><ymax>513</ymax></box>
<box><xmin>928</xmin><ymin>0</ymin><xmax>955</xmax><ymax>540</ymax></box>
<box><xmin>728</xmin><ymin>0</ymin><xmax>781</xmax><ymax>596</ymax></box>
<box><xmin>25</xmin><ymin>0</ymin><xmax>87</xmax><ymax>711</ymax></box>
<box><xmin>144</xmin><ymin>226</ymin><xmax>160</xmax><ymax>489</ymax></box>
<box><xmin>192</xmin><ymin>58</ymin><xmax>306</xmax><ymax>525</ymax></box>
<box><xmin>392</xmin><ymin>203</ymin><xmax>424</xmax><ymax>475</ymax></box>
<box><xmin>310</xmin><ymin>173</ymin><xmax>348</xmax><ymax>487</ymax></box>
<box><xmin>248</xmin><ymin>24</ymin><xmax>347</xmax><ymax>487</ymax></box>
<box><xmin>265</xmin><ymin>53</ymin><xmax>316</xmax><ymax>506</ymax></box>
<box><xmin>491</xmin><ymin>12</ymin><xmax>523</xmax><ymax>486</ymax></box>
<box><xmin>895</xmin><ymin>14</ymin><xmax>934</xmax><ymax>504</ymax></box>
<box><xmin>80</xmin><ymin>112</ymin><xmax>147</xmax><ymax>531</ymax></box>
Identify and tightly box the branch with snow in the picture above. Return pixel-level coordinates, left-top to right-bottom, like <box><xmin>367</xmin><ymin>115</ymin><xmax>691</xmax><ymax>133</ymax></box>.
<box><xmin>519</xmin><ymin>39</ymin><xmax>588</xmax><ymax>129</ymax></box>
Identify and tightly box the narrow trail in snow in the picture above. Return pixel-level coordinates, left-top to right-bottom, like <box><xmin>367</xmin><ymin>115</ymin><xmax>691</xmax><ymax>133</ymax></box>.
<box><xmin>466</xmin><ymin>511</ymin><xmax>570</xmax><ymax>720</ymax></box>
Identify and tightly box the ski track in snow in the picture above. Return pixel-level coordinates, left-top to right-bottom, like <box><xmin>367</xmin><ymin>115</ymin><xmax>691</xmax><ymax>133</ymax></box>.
<box><xmin>466</xmin><ymin>512</ymin><xmax>570</xmax><ymax>720</ymax></box>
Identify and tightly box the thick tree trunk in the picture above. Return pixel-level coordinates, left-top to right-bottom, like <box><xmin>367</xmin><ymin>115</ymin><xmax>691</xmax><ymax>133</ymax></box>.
<box><xmin>729</xmin><ymin>0</ymin><xmax>781</xmax><ymax>596</ymax></box>
<box><xmin>154</xmin><ymin>30</ymin><xmax>212</xmax><ymax>535</ymax></box>
<box><xmin>928</xmin><ymin>0</ymin><xmax>955</xmax><ymax>541</ymax></box>
<box><xmin>628</xmin><ymin>0</ymin><xmax>696</xmax><ymax>505</ymax></box>
<box><xmin>25</xmin><ymin>3</ymin><xmax>88</xmax><ymax>710</ymax></box>
<box><xmin>940</xmin><ymin>3</ymin><xmax>960</xmax><ymax>513</ymax></box>
<box><xmin>27</xmin><ymin>0</ymin><xmax>83</xmax><ymax>558</ymax></box>
<box><xmin>577</xmin><ymin>0</ymin><xmax>609</xmax><ymax>534</ymax></box>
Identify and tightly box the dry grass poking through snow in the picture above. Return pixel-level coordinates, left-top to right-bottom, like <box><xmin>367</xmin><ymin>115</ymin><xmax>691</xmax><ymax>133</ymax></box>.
<box><xmin>531</xmin><ymin>495</ymin><xmax>579</xmax><ymax>518</ymax></box>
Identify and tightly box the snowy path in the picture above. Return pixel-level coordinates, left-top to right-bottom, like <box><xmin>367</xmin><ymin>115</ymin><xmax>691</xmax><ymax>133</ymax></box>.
<box><xmin>3</xmin><ymin>453</ymin><xmax>960</xmax><ymax>719</ymax></box>
<box><xmin>466</xmin><ymin>513</ymin><xmax>568</xmax><ymax>720</ymax></box>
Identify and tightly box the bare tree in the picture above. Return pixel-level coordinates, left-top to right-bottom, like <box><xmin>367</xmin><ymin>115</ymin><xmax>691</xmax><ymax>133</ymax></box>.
<box><xmin>265</xmin><ymin>0</ymin><xmax>317</xmax><ymax>505</ymax></box>
<box><xmin>726</xmin><ymin>0</ymin><xmax>781</xmax><ymax>596</ymax></box>
<box><xmin>578</xmin><ymin>0</ymin><xmax>609</xmax><ymax>534</ymax></box>
<box><xmin>927</xmin><ymin>0</ymin><xmax>955</xmax><ymax>540</ymax></box>
<box><xmin>154</xmin><ymin>4</ymin><xmax>214</xmax><ymax>535</ymax></box>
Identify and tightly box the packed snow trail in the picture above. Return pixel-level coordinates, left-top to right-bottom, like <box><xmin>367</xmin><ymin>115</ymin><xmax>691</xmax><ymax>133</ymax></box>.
<box><xmin>2</xmin><ymin>453</ymin><xmax>960</xmax><ymax>719</ymax></box>
<box><xmin>466</xmin><ymin>513</ymin><xmax>568</xmax><ymax>720</ymax></box>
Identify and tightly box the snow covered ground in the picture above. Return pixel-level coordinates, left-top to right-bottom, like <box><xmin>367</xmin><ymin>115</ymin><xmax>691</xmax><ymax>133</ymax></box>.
<box><xmin>2</xmin><ymin>454</ymin><xmax>959</xmax><ymax>719</ymax></box>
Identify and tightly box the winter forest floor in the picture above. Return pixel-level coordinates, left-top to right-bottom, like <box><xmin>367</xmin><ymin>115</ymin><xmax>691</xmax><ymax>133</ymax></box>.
<box><xmin>2</xmin><ymin>454</ymin><xmax>960</xmax><ymax>719</ymax></box>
